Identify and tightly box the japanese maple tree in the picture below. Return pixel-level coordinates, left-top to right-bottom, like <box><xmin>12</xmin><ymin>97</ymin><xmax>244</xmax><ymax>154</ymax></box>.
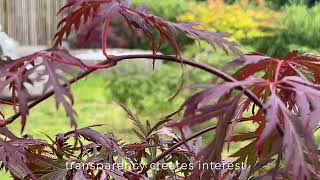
<box><xmin>0</xmin><ymin>0</ymin><xmax>319</xmax><ymax>179</ymax></box>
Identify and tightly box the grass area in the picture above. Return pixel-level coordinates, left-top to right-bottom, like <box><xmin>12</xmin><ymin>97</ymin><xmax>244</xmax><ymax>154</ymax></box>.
<box><xmin>0</xmin><ymin>69</ymin><xmax>195</xmax><ymax>141</ymax></box>
<box><xmin>1</xmin><ymin>75</ymin><xmax>139</xmax><ymax>142</ymax></box>
<box><xmin>0</xmin><ymin>74</ymin><xmax>140</xmax><ymax>179</ymax></box>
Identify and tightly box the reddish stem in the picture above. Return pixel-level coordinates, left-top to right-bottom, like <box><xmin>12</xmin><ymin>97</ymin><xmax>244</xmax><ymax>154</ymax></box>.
<box><xmin>2</xmin><ymin>54</ymin><xmax>263</xmax><ymax>126</ymax></box>
<box><xmin>140</xmin><ymin>124</ymin><xmax>218</xmax><ymax>174</ymax></box>
<box><xmin>102</xmin><ymin>14</ymin><xmax>113</xmax><ymax>59</ymax></box>
<box><xmin>273</xmin><ymin>60</ymin><xmax>284</xmax><ymax>89</ymax></box>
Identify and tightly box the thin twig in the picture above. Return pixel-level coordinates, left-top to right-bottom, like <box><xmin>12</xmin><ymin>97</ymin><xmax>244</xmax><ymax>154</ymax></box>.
<box><xmin>2</xmin><ymin>54</ymin><xmax>263</xmax><ymax>126</ymax></box>
<box><xmin>140</xmin><ymin>125</ymin><xmax>218</xmax><ymax>174</ymax></box>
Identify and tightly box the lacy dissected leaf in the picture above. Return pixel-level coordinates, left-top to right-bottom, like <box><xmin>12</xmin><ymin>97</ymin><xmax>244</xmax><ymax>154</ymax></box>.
<box><xmin>104</xmin><ymin>169</ymin><xmax>127</xmax><ymax>180</ymax></box>
<box><xmin>282</xmin><ymin>115</ymin><xmax>313</xmax><ymax>179</ymax></box>
<box><xmin>230</xmin><ymin>141</ymin><xmax>257</xmax><ymax>165</ymax></box>
<box><xmin>25</xmin><ymin>152</ymin><xmax>67</xmax><ymax>179</ymax></box>
<box><xmin>114</xmin><ymin>99</ymin><xmax>147</xmax><ymax>137</ymax></box>
<box><xmin>193</xmin><ymin>51</ymin><xmax>320</xmax><ymax>179</ymax></box>
<box><xmin>0</xmin><ymin>127</ymin><xmax>19</xmax><ymax>140</ymax></box>
<box><xmin>73</xmin><ymin>169</ymin><xmax>87</xmax><ymax>180</ymax></box>
<box><xmin>42</xmin><ymin>60</ymin><xmax>77</xmax><ymax>128</ymax></box>
<box><xmin>233</xmin><ymin>51</ymin><xmax>320</xmax><ymax>84</ymax></box>
<box><xmin>54</xmin><ymin>0</ymin><xmax>107</xmax><ymax>48</ymax></box>
<box><xmin>167</xmin><ymin>79</ymin><xmax>262</xmax><ymax>128</ymax></box>
<box><xmin>124</xmin><ymin>172</ymin><xmax>148</xmax><ymax>180</ymax></box>
<box><xmin>256</xmin><ymin>93</ymin><xmax>282</xmax><ymax>147</ymax></box>
<box><xmin>170</xmin><ymin>22</ymin><xmax>241</xmax><ymax>54</ymax></box>
<box><xmin>167</xmin><ymin>100</ymin><xmax>231</xmax><ymax>128</ymax></box>
<box><xmin>185</xmin><ymin>95</ymin><xmax>242</xmax><ymax>179</ymax></box>
<box><xmin>0</xmin><ymin>56</ymin><xmax>37</xmax><ymax>131</ymax></box>
<box><xmin>0</xmin><ymin>50</ymin><xmax>89</xmax><ymax>132</ymax></box>
<box><xmin>205</xmin><ymin>96</ymin><xmax>241</xmax><ymax>179</ymax></box>
<box><xmin>0</xmin><ymin>139</ymin><xmax>36</xmax><ymax>179</ymax></box>
<box><xmin>281</xmin><ymin>76</ymin><xmax>320</xmax><ymax>131</ymax></box>
<box><xmin>232</xmin><ymin>58</ymin><xmax>277</xmax><ymax>81</ymax></box>
<box><xmin>39</xmin><ymin>169</ymin><xmax>69</xmax><ymax>180</ymax></box>
<box><xmin>64</xmin><ymin>127</ymin><xmax>123</xmax><ymax>155</ymax></box>
<box><xmin>231</xmin><ymin>50</ymin><xmax>320</xmax><ymax>121</ymax></box>
<box><xmin>0</xmin><ymin>133</ymin><xmax>69</xmax><ymax>179</ymax></box>
<box><xmin>229</xmin><ymin>132</ymin><xmax>257</xmax><ymax>142</ymax></box>
<box><xmin>54</xmin><ymin>0</ymin><xmax>241</xmax><ymax>57</ymax></box>
<box><xmin>257</xmin><ymin>92</ymin><xmax>320</xmax><ymax>178</ymax></box>
<box><xmin>237</xmin><ymin>52</ymin><xmax>271</xmax><ymax>65</ymax></box>
<box><xmin>231</xmin><ymin>137</ymin><xmax>280</xmax><ymax>171</ymax></box>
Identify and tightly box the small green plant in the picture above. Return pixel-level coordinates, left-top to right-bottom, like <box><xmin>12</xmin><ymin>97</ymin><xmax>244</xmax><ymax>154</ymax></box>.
<box><xmin>106</xmin><ymin>65</ymin><xmax>187</xmax><ymax>115</ymax></box>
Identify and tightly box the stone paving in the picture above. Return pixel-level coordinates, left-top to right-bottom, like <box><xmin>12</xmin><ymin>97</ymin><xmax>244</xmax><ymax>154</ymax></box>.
<box><xmin>0</xmin><ymin>46</ymin><xmax>162</xmax><ymax>100</ymax></box>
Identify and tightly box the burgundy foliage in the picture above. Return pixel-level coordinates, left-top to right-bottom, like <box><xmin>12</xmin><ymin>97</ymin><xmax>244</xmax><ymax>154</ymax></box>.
<box><xmin>0</xmin><ymin>0</ymin><xmax>319</xmax><ymax>179</ymax></box>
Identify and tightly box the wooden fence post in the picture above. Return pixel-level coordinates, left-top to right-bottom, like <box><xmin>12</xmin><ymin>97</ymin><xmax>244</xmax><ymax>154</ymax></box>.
<box><xmin>0</xmin><ymin>0</ymin><xmax>66</xmax><ymax>46</ymax></box>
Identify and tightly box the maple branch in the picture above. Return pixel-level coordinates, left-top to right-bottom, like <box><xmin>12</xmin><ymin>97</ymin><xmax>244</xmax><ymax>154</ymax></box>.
<box><xmin>141</xmin><ymin>124</ymin><xmax>218</xmax><ymax>174</ymax></box>
<box><xmin>112</xmin><ymin>54</ymin><xmax>263</xmax><ymax>108</ymax></box>
<box><xmin>2</xmin><ymin>54</ymin><xmax>263</xmax><ymax>126</ymax></box>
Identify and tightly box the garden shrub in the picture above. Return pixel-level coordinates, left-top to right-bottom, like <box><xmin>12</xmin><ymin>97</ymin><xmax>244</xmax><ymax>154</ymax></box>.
<box><xmin>263</xmin><ymin>0</ymin><xmax>319</xmax><ymax>9</ymax></box>
<box><xmin>132</xmin><ymin>0</ymin><xmax>190</xmax><ymax>21</ymax></box>
<box><xmin>252</xmin><ymin>4</ymin><xmax>320</xmax><ymax>57</ymax></box>
<box><xmin>178</xmin><ymin>0</ymin><xmax>278</xmax><ymax>41</ymax></box>
<box><xmin>106</xmin><ymin>64</ymin><xmax>213</xmax><ymax>115</ymax></box>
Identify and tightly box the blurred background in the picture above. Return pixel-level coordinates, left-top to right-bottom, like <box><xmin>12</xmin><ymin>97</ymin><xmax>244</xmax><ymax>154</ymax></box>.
<box><xmin>0</xmin><ymin>0</ymin><xmax>319</xmax><ymax>145</ymax></box>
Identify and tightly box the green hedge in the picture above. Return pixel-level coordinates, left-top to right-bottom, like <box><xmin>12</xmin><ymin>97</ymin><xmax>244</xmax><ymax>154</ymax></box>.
<box><xmin>224</xmin><ymin>0</ymin><xmax>320</xmax><ymax>9</ymax></box>
<box><xmin>249</xmin><ymin>4</ymin><xmax>320</xmax><ymax>57</ymax></box>
<box><xmin>105</xmin><ymin>63</ymin><xmax>213</xmax><ymax>115</ymax></box>
<box><xmin>106</xmin><ymin>64</ymin><xmax>184</xmax><ymax>115</ymax></box>
<box><xmin>264</xmin><ymin>0</ymin><xmax>319</xmax><ymax>9</ymax></box>
<box><xmin>132</xmin><ymin>0</ymin><xmax>190</xmax><ymax>21</ymax></box>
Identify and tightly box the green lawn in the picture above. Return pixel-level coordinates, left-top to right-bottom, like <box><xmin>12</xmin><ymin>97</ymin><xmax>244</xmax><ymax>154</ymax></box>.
<box><xmin>2</xmin><ymin>75</ymin><xmax>137</xmax><ymax>142</ymax></box>
<box><xmin>0</xmin><ymin>75</ymin><xmax>140</xmax><ymax>179</ymax></box>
